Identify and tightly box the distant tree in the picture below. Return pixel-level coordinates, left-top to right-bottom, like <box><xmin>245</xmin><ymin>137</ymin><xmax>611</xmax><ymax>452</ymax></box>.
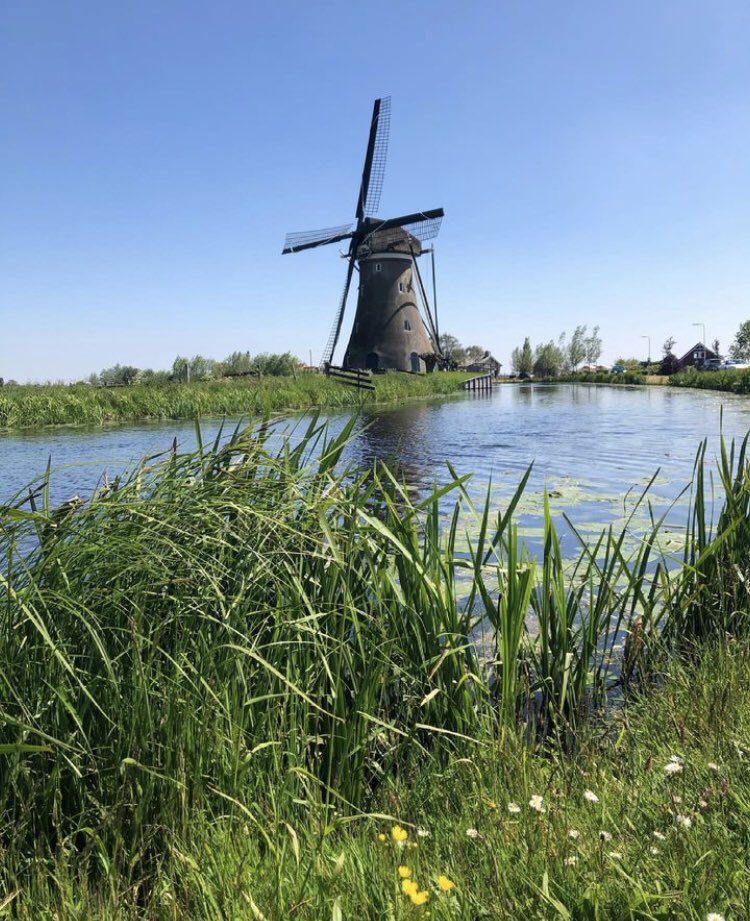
<box><xmin>438</xmin><ymin>333</ymin><xmax>466</xmax><ymax>365</ymax></box>
<box><xmin>660</xmin><ymin>337</ymin><xmax>679</xmax><ymax>375</ymax></box>
<box><xmin>511</xmin><ymin>337</ymin><xmax>534</xmax><ymax>374</ymax></box>
<box><xmin>188</xmin><ymin>355</ymin><xmax>217</xmax><ymax>381</ymax></box>
<box><xmin>568</xmin><ymin>325</ymin><xmax>587</xmax><ymax>371</ymax></box>
<box><xmin>584</xmin><ymin>325</ymin><xmax>603</xmax><ymax>369</ymax></box>
<box><xmin>221</xmin><ymin>350</ymin><xmax>253</xmax><ymax>377</ymax></box>
<box><xmin>533</xmin><ymin>340</ymin><xmax>564</xmax><ymax>377</ymax></box>
<box><xmin>99</xmin><ymin>364</ymin><xmax>139</xmax><ymax>386</ymax></box>
<box><xmin>139</xmin><ymin>368</ymin><xmax>171</xmax><ymax>386</ymax></box>
<box><xmin>462</xmin><ymin>345</ymin><xmax>488</xmax><ymax>365</ymax></box>
<box><xmin>0</xmin><ymin>377</ymin><xmax>4</xmax><ymax>387</ymax></box>
<box><xmin>711</xmin><ymin>338</ymin><xmax>721</xmax><ymax>358</ymax></box>
<box><xmin>252</xmin><ymin>352</ymin><xmax>300</xmax><ymax>377</ymax></box>
<box><xmin>557</xmin><ymin>332</ymin><xmax>571</xmax><ymax>372</ymax></box>
<box><xmin>729</xmin><ymin>321</ymin><xmax>750</xmax><ymax>361</ymax></box>
<box><xmin>171</xmin><ymin>356</ymin><xmax>189</xmax><ymax>382</ymax></box>
<box><xmin>438</xmin><ymin>332</ymin><xmax>460</xmax><ymax>354</ymax></box>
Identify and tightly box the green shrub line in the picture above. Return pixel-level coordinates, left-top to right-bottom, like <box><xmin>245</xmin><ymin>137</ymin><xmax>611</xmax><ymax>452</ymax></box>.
<box><xmin>548</xmin><ymin>370</ymin><xmax>647</xmax><ymax>385</ymax></box>
<box><xmin>670</xmin><ymin>366</ymin><xmax>750</xmax><ymax>394</ymax></box>
<box><xmin>1</xmin><ymin>418</ymin><xmax>749</xmax><ymax>916</ymax></box>
<box><xmin>0</xmin><ymin>372</ymin><xmax>473</xmax><ymax>431</ymax></box>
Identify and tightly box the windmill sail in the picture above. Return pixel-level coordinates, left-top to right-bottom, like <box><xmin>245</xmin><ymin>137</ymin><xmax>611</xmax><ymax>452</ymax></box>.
<box><xmin>356</xmin><ymin>96</ymin><xmax>391</xmax><ymax>221</ymax></box>
<box><xmin>282</xmin><ymin>224</ymin><xmax>353</xmax><ymax>255</ymax></box>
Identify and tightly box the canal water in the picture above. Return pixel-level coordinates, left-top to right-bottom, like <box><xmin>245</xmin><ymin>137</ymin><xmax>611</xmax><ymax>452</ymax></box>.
<box><xmin>2</xmin><ymin>384</ymin><xmax>750</xmax><ymax>550</ymax></box>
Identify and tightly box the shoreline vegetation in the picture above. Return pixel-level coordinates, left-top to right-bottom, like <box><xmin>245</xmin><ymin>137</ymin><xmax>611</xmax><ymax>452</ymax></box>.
<box><xmin>0</xmin><ymin>372</ymin><xmax>473</xmax><ymax>431</ymax></box>
<box><xmin>3</xmin><ymin>365</ymin><xmax>749</xmax><ymax>433</ymax></box>
<box><xmin>1</xmin><ymin>419</ymin><xmax>749</xmax><ymax>917</ymax></box>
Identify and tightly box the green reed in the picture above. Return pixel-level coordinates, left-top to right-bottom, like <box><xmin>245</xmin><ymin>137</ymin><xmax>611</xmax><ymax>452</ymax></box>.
<box><xmin>1</xmin><ymin>418</ymin><xmax>749</xmax><ymax>895</ymax></box>
<box><xmin>0</xmin><ymin>373</ymin><xmax>472</xmax><ymax>430</ymax></box>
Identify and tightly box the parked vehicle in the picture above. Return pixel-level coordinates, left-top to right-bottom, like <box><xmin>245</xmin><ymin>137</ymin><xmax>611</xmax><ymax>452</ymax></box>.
<box><xmin>723</xmin><ymin>360</ymin><xmax>750</xmax><ymax>370</ymax></box>
<box><xmin>700</xmin><ymin>358</ymin><xmax>724</xmax><ymax>371</ymax></box>
<box><xmin>611</xmin><ymin>364</ymin><xmax>626</xmax><ymax>374</ymax></box>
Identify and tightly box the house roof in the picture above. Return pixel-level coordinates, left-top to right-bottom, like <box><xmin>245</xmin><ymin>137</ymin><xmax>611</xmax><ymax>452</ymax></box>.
<box><xmin>677</xmin><ymin>342</ymin><xmax>718</xmax><ymax>364</ymax></box>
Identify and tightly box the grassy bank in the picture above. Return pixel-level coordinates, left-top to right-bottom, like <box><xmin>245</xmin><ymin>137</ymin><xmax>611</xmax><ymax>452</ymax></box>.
<box><xmin>0</xmin><ymin>372</ymin><xmax>472</xmax><ymax>430</ymax></box>
<box><xmin>1</xmin><ymin>420</ymin><xmax>749</xmax><ymax>917</ymax></box>
<box><xmin>670</xmin><ymin>367</ymin><xmax>750</xmax><ymax>394</ymax></box>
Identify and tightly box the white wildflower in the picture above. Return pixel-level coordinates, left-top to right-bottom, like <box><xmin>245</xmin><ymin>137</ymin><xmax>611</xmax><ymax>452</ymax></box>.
<box><xmin>564</xmin><ymin>855</ymin><xmax>577</xmax><ymax>866</ymax></box>
<box><xmin>707</xmin><ymin>762</ymin><xmax>720</xmax><ymax>772</ymax></box>
<box><xmin>607</xmin><ymin>851</ymin><xmax>623</xmax><ymax>860</ymax></box>
<box><xmin>416</xmin><ymin>828</ymin><xmax>430</xmax><ymax>838</ymax></box>
<box><xmin>583</xmin><ymin>789</ymin><xmax>600</xmax><ymax>804</ymax></box>
<box><xmin>528</xmin><ymin>795</ymin><xmax>545</xmax><ymax>813</ymax></box>
<box><xmin>599</xmin><ymin>830</ymin><xmax>613</xmax><ymax>842</ymax></box>
<box><xmin>676</xmin><ymin>814</ymin><xmax>693</xmax><ymax>829</ymax></box>
<box><xmin>649</xmin><ymin>846</ymin><xmax>660</xmax><ymax>855</ymax></box>
<box><xmin>507</xmin><ymin>802</ymin><xmax>521</xmax><ymax>814</ymax></box>
<box><xmin>568</xmin><ymin>829</ymin><xmax>580</xmax><ymax>840</ymax></box>
<box><xmin>652</xmin><ymin>830</ymin><xmax>666</xmax><ymax>840</ymax></box>
<box><xmin>664</xmin><ymin>761</ymin><xmax>683</xmax><ymax>775</ymax></box>
<box><xmin>465</xmin><ymin>827</ymin><xmax>480</xmax><ymax>838</ymax></box>
<box><xmin>706</xmin><ymin>914</ymin><xmax>726</xmax><ymax>921</ymax></box>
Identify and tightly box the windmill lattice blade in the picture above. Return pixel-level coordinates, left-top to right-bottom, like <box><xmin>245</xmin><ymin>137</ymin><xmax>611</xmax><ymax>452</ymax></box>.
<box><xmin>356</xmin><ymin>96</ymin><xmax>391</xmax><ymax>221</ymax></box>
<box><xmin>320</xmin><ymin>258</ymin><xmax>356</xmax><ymax>368</ymax></box>
<box><xmin>282</xmin><ymin>224</ymin><xmax>353</xmax><ymax>254</ymax></box>
<box><xmin>383</xmin><ymin>215</ymin><xmax>443</xmax><ymax>244</ymax></box>
<box><xmin>362</xmin><ymin>212</ymin><xmax>444</xmax><ymax>251</ymax></box>
<box><xmin>363</xmin><ymin>96</ymin><xmax>390</xmax><ymax>217</ymax></box>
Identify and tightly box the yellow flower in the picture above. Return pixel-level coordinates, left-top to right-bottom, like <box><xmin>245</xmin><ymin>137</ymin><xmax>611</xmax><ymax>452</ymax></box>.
<box><xmin>410</xmin><ymin>889</ymin><xmax>430</xmax><ymax>906</ymax></box>
<box><xmin>398</xmin><ymin>866</ymin><xmax>412</xmax><ymax>879</ymax></box>
<box><xmin>377</xmin><ymin>833</ymin><xmax>386</xmax><ymax>842</ymax></box>
<box><xmin>401</xmin><ymin>878</ymin><xmax>418</xmax><ymax>896</ymax></box>
<box><xmin>391</xmin><ymin>824</ymin><xmax>408</xmax><ymax>842</ymax></box>
<box><xmin>437</xmin><ymin>875</ymin><xmax>456</xmax><ymax>892</ymax></box>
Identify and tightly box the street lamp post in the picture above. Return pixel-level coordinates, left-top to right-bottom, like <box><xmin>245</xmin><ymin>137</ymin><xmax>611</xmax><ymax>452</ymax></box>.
<box><xmin>641</xmin><ymin>335</ymin><xmax>651</xmax><ymax>365</ymax></box>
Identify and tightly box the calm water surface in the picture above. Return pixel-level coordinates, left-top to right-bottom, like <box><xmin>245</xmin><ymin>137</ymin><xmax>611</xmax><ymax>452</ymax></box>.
<box><xmin>2</xmin><ymin>384</ymin><xmax>750</xmax><ymax>544</ymax></box>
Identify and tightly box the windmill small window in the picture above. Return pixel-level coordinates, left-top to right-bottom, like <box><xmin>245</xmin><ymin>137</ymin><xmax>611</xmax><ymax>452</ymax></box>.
<box><xmin>374</xmin><ymin>263</ymin><xmax>382</xmax><ymax>273</ymax></box>
<box><xmin>404</xmin><ymin>319</ymin><xmax>411</xmax><ymax>331</ymax></box>
<box><xmin>398</xmin><ymin>281</ymin><xmax>404</xmax><ymax>292</ymax></box>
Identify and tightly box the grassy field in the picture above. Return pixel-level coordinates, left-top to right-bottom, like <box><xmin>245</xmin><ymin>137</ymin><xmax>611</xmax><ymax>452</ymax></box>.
<box><xmin>0</xmin><ymin>372</ymin><xmax>473</xmax><ymax>430</ymax></box>
<box><xmin>1</xmin><ymin>420</ymin><xmax>749</xmax><ymax>917</ymax></box>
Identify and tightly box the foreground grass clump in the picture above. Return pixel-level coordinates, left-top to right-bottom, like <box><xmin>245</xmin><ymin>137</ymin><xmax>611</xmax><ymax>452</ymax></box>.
<box><xmin>6</xmin><ymin>647</ymin><xmax>750</xmax><ymax>919</ymax></box>
<box><xmin>1</xmin><ymin>418</ymin><xmax>750</xmax><ymax>916</ymax></box>
<box><xmin>0</xmin><ymin>372</ymin><xmax>471</xmax><ymax>429</ymax></box>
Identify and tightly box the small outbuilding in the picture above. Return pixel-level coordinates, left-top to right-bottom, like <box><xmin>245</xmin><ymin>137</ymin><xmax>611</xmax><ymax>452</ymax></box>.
<box><xmin>462</xmin><ymin>353</ymin><xmax>502</xmax><ymax>378</ymax></box>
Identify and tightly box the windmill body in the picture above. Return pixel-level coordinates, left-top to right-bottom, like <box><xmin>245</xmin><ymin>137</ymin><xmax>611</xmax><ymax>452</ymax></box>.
<box><xmin>344</xmin><ymin>224</ymin><xmax>434</xmax><ymax>372</ymax></box>
<box><xmin>282</xmin><ymin>98</ymin><xmax>444</xmax><ymax>373</ymax></box>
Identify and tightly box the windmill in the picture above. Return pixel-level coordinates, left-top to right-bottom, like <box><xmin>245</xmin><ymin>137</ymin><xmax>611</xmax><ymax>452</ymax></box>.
<box><xmin>282</xmin><ymin>97</ymin><xmax>444</xmax><ymax>374</ymax></box>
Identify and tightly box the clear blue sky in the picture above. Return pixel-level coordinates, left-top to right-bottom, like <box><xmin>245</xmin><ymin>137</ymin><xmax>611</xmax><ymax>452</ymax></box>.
<box><xmin>2</xmin><ymin>0</ymin><xmax>748</xmax><ymax>381</ymax></box>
